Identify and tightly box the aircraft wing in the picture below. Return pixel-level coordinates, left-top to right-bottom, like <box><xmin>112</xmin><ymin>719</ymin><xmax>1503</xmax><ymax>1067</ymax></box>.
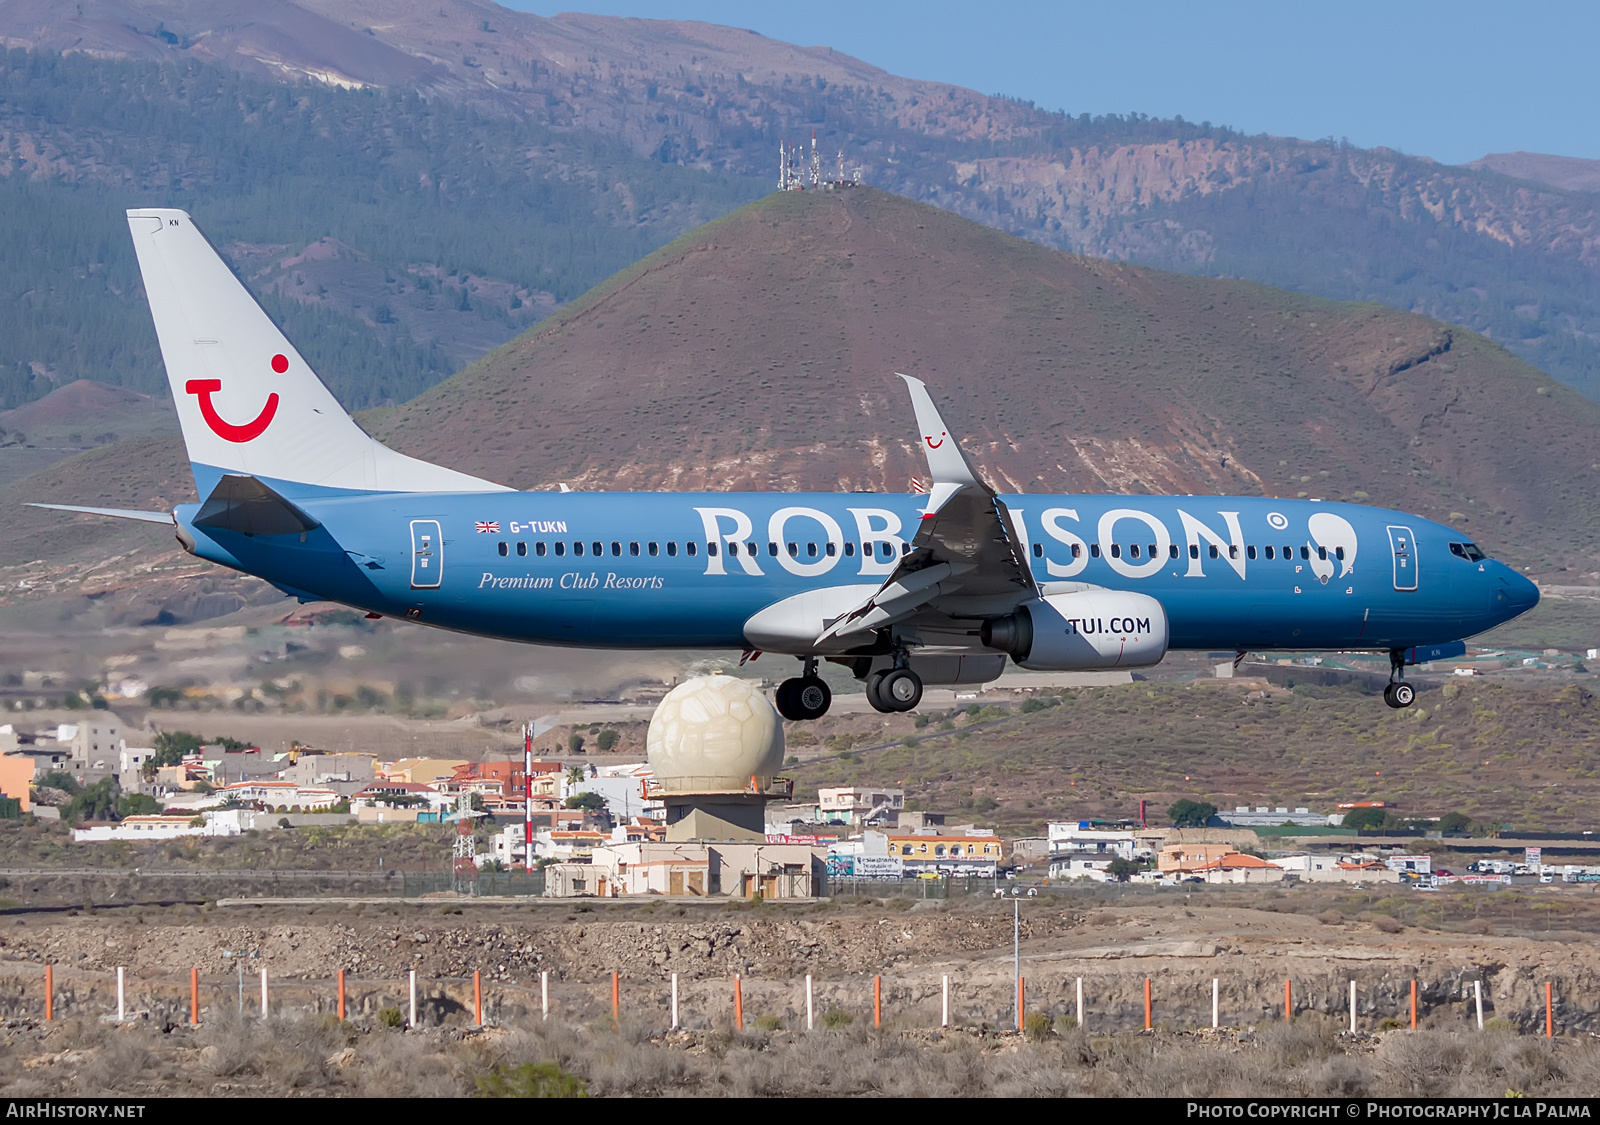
<box><xmin>817</xmin><ymin>375</ymin><xmax>1035</xmax><ymax>644</ymax></box>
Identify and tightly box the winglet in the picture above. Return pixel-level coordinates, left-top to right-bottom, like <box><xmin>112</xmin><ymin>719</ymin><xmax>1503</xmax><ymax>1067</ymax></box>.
<box><xmin>897</xmin><ymin>374</ymin><xmax>983</xmax><ymax>490</ymax></box>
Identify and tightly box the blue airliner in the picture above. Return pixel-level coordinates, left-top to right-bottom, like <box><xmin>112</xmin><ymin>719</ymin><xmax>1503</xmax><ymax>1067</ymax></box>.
<box><xmin>34</xmin><ymin>210</ymin><xmax>1539</xmax><ymax>720</ymax></box>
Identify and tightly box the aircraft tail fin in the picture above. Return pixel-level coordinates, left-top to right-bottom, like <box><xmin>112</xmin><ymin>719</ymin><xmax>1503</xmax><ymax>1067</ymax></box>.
<box><xmin>125</xmin><ymin>209</ymin><xmax>508</xmax><ymax>497</ymax></box>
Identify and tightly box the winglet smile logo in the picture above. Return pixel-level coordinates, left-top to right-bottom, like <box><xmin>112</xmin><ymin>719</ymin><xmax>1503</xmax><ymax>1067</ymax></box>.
<box><xmin>925</xmin><ymin>432</ymin><xmax>946</xmax><ymax>449</ymax></box>
<box><xmin>185</xmin><ymin>354</ymin><xmax>283</xmax><ymax>443</ymax></box>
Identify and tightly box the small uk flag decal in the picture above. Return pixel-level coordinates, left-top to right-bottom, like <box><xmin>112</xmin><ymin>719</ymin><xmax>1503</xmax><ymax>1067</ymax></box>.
<box><xmin>475</xmin><ymin>521</ymin><xmax>500</xmax><ymax>534</ymax></box>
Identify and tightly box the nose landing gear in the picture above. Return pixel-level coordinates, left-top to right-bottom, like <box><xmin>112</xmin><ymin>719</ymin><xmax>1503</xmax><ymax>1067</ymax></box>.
<box><xmin>775</xmin><ymin>657</ymin><xmax>832</xmax><ymax>721</ymax></box>
<box><xmin>1384</xmin><ymin>649</ymin><xmax>1416</xmax><ymax>709</ymax></box>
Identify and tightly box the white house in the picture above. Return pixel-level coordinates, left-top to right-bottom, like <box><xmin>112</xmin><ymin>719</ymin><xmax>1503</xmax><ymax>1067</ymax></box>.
<box><xmin>817</xmin><ymin>786</ymin><xmax>904</xmax><ymax>826</ymax></box>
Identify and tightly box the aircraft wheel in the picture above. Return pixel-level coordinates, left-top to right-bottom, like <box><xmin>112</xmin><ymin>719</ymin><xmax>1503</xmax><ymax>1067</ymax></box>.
<box><xmin>777</xmin><ymin>676</ymin><xmax>831</xmax><ymax>720</ymax></box>
<box><xmin>879</xmin><ymin>667</ymin><xmax>923</xmax><ymax>712</ymax></box>
<box><xmin>775</xmin><ymin>678</ymin><xmax>802</xmax><ymax>721</ymax></box>
<box><xmin>865</xmin><ymin>671</ymin><xmax>894</xmax><ymax>714</ymax></box>
<box><xmin>1383</xmin><ymin>682</ymin><xmax>1415</xmax><ymax>709</ymax></box>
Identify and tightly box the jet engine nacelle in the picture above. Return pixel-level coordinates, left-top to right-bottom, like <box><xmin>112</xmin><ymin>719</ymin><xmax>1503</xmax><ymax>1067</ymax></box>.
<box><xmin>981</xmin><ymin>590</ymin><xmax>1169</xmax><ymax>670</ymax></box>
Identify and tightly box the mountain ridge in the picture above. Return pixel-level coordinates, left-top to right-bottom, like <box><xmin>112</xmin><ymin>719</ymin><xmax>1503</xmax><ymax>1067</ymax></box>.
<box><xmin>4</xmin><ymin>2</ymin><xmax>1600</xmax><ymax>404</ymax></box>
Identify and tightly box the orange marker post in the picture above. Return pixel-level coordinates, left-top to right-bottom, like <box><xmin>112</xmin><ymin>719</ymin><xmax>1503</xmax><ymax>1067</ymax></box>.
<box><xmin>734</xmin><ymin>974</ymin><xmax>743</xmax><ymax>1032</ymax></box>
<box><xmin>473</xmin><ymin>970</ymin><xmax>482</xmax><ymax>1028</ymax></box>
<box><xmin>44</xmin><ymin>964</ymin><xmax>52</xmax><ymax>1022</ymax></box>
<box><xmin>874</xmin><ymin>975</ymin><xmax>882</xmax><ymax>1030</ymax></box>
<box><xmin>190</xmin><ymin>967</ymin><xmax>199</xmax><ymax>1026</ymax></box>
<box><xmin>337</xmin><ymin>969</ymin><xmax>346</xmax><ymax>1022</ymax></box>
<box><xmin>1410</xmin><ymin>979</ymin><xmax>1418</xmax><ymax>1030</ymax></box>
<box><xmin>1144</xmin><ymin>977</ymin><xmax>1152</xmax><ymax>1031</ymax></box>
<box><xmin>612</xmin><ymin>972</ymin><xmax>620</xmax><ymax>1028</ymax></box>
<box><xmin>1546</xmin><ymin>982</ymin><xmax>1553</xmax><ymax>1038</ymax></box>
<box><xmin>1284</xmin><ymin>978</ymin><xmax>1292</xmax><ymax>1023</ymax></box>
<box><xmin>1016</xmin><ymin>977</ymin><xmax>1024</xmax><ymax>1032</ymax></box>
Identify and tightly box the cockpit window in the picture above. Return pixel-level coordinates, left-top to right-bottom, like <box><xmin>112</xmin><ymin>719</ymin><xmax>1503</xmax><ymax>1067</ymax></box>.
<box><xmin>1450</xmin><ymin>542</ymin><xmax>1488</xmax><ymax>562</ymax></box>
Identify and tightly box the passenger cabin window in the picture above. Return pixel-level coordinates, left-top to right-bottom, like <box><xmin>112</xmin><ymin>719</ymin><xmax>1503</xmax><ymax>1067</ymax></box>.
<box><xmin>1247</xmin><ymin>545</ymin><xmax>1257</xmax><ymax>560</ymax></box>
<box><xmin>1336</xmin><ymin>546</ymin><xmax>1346</xmax><ymax>560</ymax></box>
<box><xmin>574</xmin><ymin>541</ymin><xmax>584</xmax><ymax>556</ymax></box>
<box><xmin>555</xmin><ymin>542</ymin><xmax>565</xmax><ymax>557</ymax></box>
<box><xmin>687</xmin><ymin>542</ymin><xmax>697</xmax><ymax>556</ymax></box>
<box><xmin>517</xmin><ymin>542</ymin><xmax>527</xmax><ymax>556</ymax></box>
<box><xmin>1265</xmin><ymin>546</ymin><xmax>1274</xmax><ymax>559</ymax></box>
<box><xmin>1317</xmin><ymin>545</ymin><xmax>1327</xmax><ymax>560</ymax></box>
<box><xmin>1071</xmin><ymin>544</ymin><xmax>1082</xmax><ymax>559</ymax></box>
<box><xmin>667</xmin><ymin>542</ymin><xmax>677</xmax><ymax>557</ymax></box>
<box><xmin>497</xmin><ymin>542</ymin><xmax>508</xmax><ymax>557</ymax></box>
<box><xmin>826</xmin><ymin>542</ymin><xmax>836</xmax><ymax>557</ymax></box>
<box><xmin>1032</xmin><ymin>543</ymin><xmax>1043</xmax><ymax>558</ymax></box>
<box><xmin>769</xmin><ymin>542</ymin><xmax>779</xmax><ymax>556</ymax></box>
<box><xmin>1189</xmin><ymin>544</ymin><xmax>1200</xmax><ymax>559</ymax></box>
<box><xmin>592</xmin><ymin>541</ymin><xmax>602</xmax><ymax>556</ymax></box>
<box><xmin>1229</xmin><ymin>545</ymin><xmax>1239</xmax><ymax>559</ymax></box>
<box><xmin>1168</xmin><ymin>545</ymin><xmax>1179</xmax><ymax>559</ymax></box>
<box><xmin>536</xmin><ymin>542</ymin><xmax>547</xmax><ymax>557</ymax></box>
<box><xmin>629</xmin><ymin>542</ymin><xmax>640</xmax><ymax>556</ymax></box>
<box><xmin>1128</xmin><ymin>544</ymin><xmax>1139</xmax><ymax>558</ymax></box>
<box><xmin>611</xmin><ymin>542</ymin><xmax>621</xmax><ymax>556</ymax></box>
<box><xmin>1300</xmin><ymin>546</ymin><xmax>1310</xmax><ymax>560</ymax></box>
<box><xmin>1149</xmin><ymin>544</ymin><xmax>1157</xmax><ymax>559</ymax></box>
<box><xmin>1110</xmin><ymin>544</ymin><xmax>1121</xmax><ymax>558</ymax></box>
<box><xmin>807</xmin><ymin>543</ymin><xmax>818</xmax><ymax>557</ymax></box>
<box><xmin>708</xmin><ymin>542</ymin><xmax>719</xmax><ymax>557</ymax></box>
<box><xmin>648</xmin><ymin>542</ymin><xmax>658</xmax><ymax>556</ymax></box>
<box><xmin>1283</xmin><ymin>545</ymin><xmax>1292</xmax><ymax>558</ymax></box>
<box><xmin>844</xmin><ymin>543</ymin><xmax>855</xmax><ymax>557</ymax></box>
<box><xmin>1089</xmin><ymin>544</ymin><xmax>1101</xmax><ymax>558</ymax></box>
<box><xmin>787</xmin><ymin>542</ymin><xmax>798</xmax><ymax>557</ymax></box>
<box><xmin>1208</xmin><ymin>545</ymin><xmax>1219</xmax><ymax>559</ymax></box>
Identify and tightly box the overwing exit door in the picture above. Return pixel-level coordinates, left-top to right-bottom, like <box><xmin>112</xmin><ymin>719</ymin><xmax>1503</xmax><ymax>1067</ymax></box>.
<box><xmin>410</xmin><ymin>520</ymin><xmax>442</xmax><ymax>589</ymax></box>
<box><xmin>1387</xmin><ymin>525</ymin><xmax>1417</xmax><ymax>592</ymax></box>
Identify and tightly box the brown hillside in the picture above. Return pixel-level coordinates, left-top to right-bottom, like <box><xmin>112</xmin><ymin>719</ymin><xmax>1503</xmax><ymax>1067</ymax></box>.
<box><xmin>370</xmin><ymin>187</ymin><xmax>1600</xmax><ymax>574</ymax></box>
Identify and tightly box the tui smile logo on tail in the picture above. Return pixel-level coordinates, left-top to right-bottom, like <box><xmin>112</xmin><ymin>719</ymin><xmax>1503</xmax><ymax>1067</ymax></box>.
<box><xmin>184</xmin><ymin>354</ymin><xmax>283</xmax><ymax>443</ymax></box>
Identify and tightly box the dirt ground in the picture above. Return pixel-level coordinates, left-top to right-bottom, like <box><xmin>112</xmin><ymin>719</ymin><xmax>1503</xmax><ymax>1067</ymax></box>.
<box><xmin>0</xmin><ymin>886</ymin><xmax>1595</xmax><ymax>1038</ymax></box>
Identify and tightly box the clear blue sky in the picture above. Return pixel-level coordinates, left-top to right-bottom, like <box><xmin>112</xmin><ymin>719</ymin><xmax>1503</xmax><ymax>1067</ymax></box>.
<box><xmin>503</xmin><ymin>1</ymin><xmax>1600</xmax><ymax>165</ymax></box>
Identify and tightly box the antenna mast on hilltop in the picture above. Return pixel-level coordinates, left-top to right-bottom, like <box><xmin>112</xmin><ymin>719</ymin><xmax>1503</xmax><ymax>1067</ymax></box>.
<box><xmin>778</xmin><ymin>135</ymin><xmax>860</xmax><ymax>191</ymax></box>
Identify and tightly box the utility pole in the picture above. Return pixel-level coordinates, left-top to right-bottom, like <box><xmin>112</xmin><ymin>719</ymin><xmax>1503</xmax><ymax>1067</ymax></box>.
<box><xmin>524</xmin><ymin>723</ymin><xmax>534</xmax><ymax>873</ymax></box>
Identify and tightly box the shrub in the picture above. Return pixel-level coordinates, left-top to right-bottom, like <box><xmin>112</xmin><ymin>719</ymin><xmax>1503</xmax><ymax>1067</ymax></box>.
<box><xmin>820</xmin><ymin>1009</ymin><xmax>855</xmax><ymax>1030</ymax></box>
<box><xmin>1484</xmin><ymin>1017</ymin><xmax>1518</xmax><ymax>1034</ymax></box>
<box><xmin>595</xmin><ymin>729</ymin><xmax>618</xmax><ymax>751</ymax></box>
<box><xmin>1168</xmin><ymin>798</ymin><xmax>1218</xmax><ymax>828</ymax></box>
<box><xmin>377</xmin><ymin>1007</ymin><xmax>405</xmax><ymax>1029</ymax></box>
<box><xmin>475</xmin><ymin>1061</ymin><xmax>588</xmax><ymax>1098</ymax></box>
<box><xmin>1053</xmin><ymin>1015</ymin><xmax>1079</xmax><ymax>1034</ymax></box>
<box><xmin>1377</xmin><ymin>1018</ymin><xmax>1406</xmax><ymax>1031</ymax></box>
<box><xmin>1023</xmin><ymin>1011</ymin><xmax>1052</xmax><ymax>1042</ymax></box>
<box><xmin>754</xmin><ymin>1015</ymin><xmax>782</xmax><ymax>1032</ymax></box>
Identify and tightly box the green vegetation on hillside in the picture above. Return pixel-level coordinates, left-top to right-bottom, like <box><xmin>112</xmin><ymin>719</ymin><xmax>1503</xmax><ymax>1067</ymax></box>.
<box><xmin>792</xmin><ymin>680</ymin><xmax>1600</xmax><ymax>837</ymax></box>
<box><xmin>0</xmin><ymin>49</ymin><xmax>765</xmax><ymax>409</ymax></box>
<box><xmin>1130</xmin><ymin>157</ymin><xmax>1600</xmax><ymax>401</ymax></box>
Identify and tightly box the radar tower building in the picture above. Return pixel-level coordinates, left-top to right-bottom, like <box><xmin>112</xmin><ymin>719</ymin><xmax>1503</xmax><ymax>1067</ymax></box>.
<box><xmin>644</xmin><ymin>673</ymin><xmax>792</xmax><ymax>842</ymax></box>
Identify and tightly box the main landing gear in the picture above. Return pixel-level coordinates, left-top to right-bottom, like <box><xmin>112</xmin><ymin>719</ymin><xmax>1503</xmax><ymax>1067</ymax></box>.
<box><xmin>775</xmin><ymin>658</ymin><xmax>832</xmax><ymax>721</ymax></box>
<box><xmin>866</xmin><ymin>662</ymin><xmax>923</xmax><ymax>714</ymax></box>
<box><xmin>1384</xmin><ymin>649</ymin><xmax>1416</xmax><ymax>709</ymax></box>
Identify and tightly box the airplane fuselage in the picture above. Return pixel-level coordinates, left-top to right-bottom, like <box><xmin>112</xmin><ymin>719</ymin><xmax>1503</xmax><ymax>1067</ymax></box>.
<box><xmin>176</xmin><ymin>485</ymin><xmax>1536</xmax><ymax>653</ymax></box>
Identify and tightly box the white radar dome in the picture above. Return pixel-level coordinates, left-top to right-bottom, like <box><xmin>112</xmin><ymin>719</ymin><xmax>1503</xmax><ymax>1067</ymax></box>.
<box><xmin>646</xmin><ymin>674</ymin><xmax>784</xmax><ymax>792</ymax></box>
